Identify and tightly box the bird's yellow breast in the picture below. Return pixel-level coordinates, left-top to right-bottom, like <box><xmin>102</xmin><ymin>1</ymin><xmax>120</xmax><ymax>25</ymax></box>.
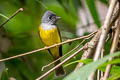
<box><xmin>39</xmin><ymin>25</ymin><xmax>61</xmax><ymax>46</ymax></box>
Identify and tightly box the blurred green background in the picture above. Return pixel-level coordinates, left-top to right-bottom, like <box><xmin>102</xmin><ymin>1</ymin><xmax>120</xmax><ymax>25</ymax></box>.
<box><xmin>0</xmin><ymin>0</ymin><xmax>108</xmax><ymax>80</ymax></box>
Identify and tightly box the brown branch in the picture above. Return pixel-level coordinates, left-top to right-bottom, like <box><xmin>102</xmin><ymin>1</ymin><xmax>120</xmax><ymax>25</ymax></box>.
<box><xmin>41</xmin><ymin>39</ymin><xmax>86</xmax><ymax>71</ymax></box>
<box><xmin>88</xmin><ymin>0</ymin><xmax>118</xmax><ymax>80</ymax></box>
<box><xmin>99</xmin><ymin>48</ymin><xmax>104</xmax><ymax>80</ymax></box>
<box><xmin>42</xmin><ymin>34</ymin><xmax>95</xmax><ymax>71</ymax></box>
<box><xmin>97</xmin><ymin>70</ymin><xmax>100</xmax><ymax>80</ymax></box>
<box><xmin>103</xmin><ymin>6</ymin><xmax>120</xmax><ymax>80</ymax></box>
<box><xmin>0</xmin><ymin>31</ymin><xmax>96</xmax><ymax>62</ymax></box>
<box><xmin>0</xmin><ymin>8</ymin><xmax>23</xmax><ymax>29</ymax></box>
<box><xmin>36</xmin><ymin>46</ymin><xmax>85</xmax><ymax>80</ymax></box>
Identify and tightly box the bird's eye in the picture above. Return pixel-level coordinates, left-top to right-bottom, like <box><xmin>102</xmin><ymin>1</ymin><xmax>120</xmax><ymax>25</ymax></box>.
<box><xmin>49</xmin><ymin>16</ymin><xmax>52</xmax><ymax>19</ymax></box>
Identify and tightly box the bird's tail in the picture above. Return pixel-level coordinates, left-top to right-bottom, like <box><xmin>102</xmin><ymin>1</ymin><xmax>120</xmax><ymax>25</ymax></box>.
<box><xmin>54</xmin><ymin>59</ymin><xmax>65</xmax><ymax>76</ymax></box>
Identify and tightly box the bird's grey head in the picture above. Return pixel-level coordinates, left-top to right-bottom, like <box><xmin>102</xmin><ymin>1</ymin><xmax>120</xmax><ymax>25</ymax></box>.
<box><xmin>42</xmin><ymin>11</ymin><xmax>60</xmax><ymax>25</ymax></box>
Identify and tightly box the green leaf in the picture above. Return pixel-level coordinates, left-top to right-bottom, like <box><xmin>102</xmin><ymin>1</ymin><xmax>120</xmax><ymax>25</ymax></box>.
<box><xmin>108</xmin><ymin>72</ymin><xmax>120</xmax><ymax>80</ymax></box>
<box><xmin>85</xmin><ymin>0</ymin><xmax>101</xmax><ymax>27</ymax></box>
<box><xmin>98</xmin><ymin>65</ymin><xmax>120</xmax><ymax>75</ymax></box>
<box><xmin>1</xmin><ymin>69</ymin><xmax>9</xmax><ymax>80</ymax></box>
<box><xmin>98</xmin><ymin>58</ymin><xmax>120</xmax><ymax>69</ymax></box>
<box><xmin>63</xmin><ymin>51</ymin><xmax>120</xmax><ymax>80</ymax></box>
<box><xmin>107</xmin><ymin>58</ymin><xmax>120</xmax><ymax>64</ymax></box>
<box><xmin>64</xmin><ymin>59</ymin><xmax>92</xmax><ymax>67</ymax></box>
<box><xmin>98</xmin><ymin>59</ymin><xmax>120</xmax><ymax>74</ymax></box>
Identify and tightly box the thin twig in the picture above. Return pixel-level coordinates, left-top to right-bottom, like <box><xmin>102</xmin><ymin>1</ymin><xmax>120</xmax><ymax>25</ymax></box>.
<box><xmin>88</xmin><ymin>0</ymin><xmax>117</xmax><ymax>79</ymax></box>
<box><xmin>0</xmin><ymin>8</ymin><xmax>23</xmax><ymax>29</ymax></box>
<box><xmin>0</xmin><ymin>31</ymin><xmax>96</xmax><ymax>62</ymax></box>
<box><xmin>97</xmin><ymin>70</ymin><xmax>100</xmax><ymax>80</ymax></box>
<box><xmin>36</xmin><ymin>46</ymin><xmax>85</xmax><ymax>80</ymax></box>
<box><xmin>100</xmin><ymin>48</ymin><xmax>104</xmax><ymax>80</ymax></box>
<box><xmin>41</xmin><ymin>39</ymin><xmax>86</xmax><ymax>71</ymax></box>
<box><xmin>41</xmin><ymin>34</ymin><xmax>95</xmax><ymax>71</ymax></box>
<box><xmin>103</xmin><ymin>7</ymin><xmax>120</xmax><ymax>80</ymax></box>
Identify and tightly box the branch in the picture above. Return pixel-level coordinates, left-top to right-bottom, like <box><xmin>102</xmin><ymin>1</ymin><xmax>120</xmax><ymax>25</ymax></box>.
<box><xmin>36</xmin><ymin>46</ymin><xmax>86</xmax><ymax>80</ymax></box>
<box><xmin>0</xmin><ymin>31</ymin><xmax>96</xmax><ymax>62</ymax></box>
<box><xmin>0</xmin><ymin>8</ymin><xmax>23</xmax><ymax>29</ymax></box>
<box><xmin>88</xmin><ymin>0</ymin><xmax>118</xmax><ymax>79</ymax></box>
<box><xmin>42</xmin><ymin>39</ymin><xmax>86</xmax><ymax>71</ymax></box>
<box><xmin>103</xmin><ymin>5</ymin><xmax>120</xmax><ymax>80</ymax></box>
<box><xmin>42</xmin><ymin>34</ymin><xmax>95</xmax><ymax>71</ymax></box>
<box><xmin>99</xmin><ymin>48</ymin><xmax>104</xmax><ymax>80</ymax></box>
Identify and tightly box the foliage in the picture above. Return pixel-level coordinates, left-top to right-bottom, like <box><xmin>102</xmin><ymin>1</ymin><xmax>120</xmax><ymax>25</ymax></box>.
<box><xmin>63</xmin><ymin>51</ymin><xmax>120</xmax><ymax>80</ymax></box>
<box><xmin>1</xmin><ymin>69</ymin><xmax>9</xmax><ymax>80</ymax></box>
<box><xmin>1</xmin><ymin>0</ymin><xmax>119</xmax><ymax>80</ymax></box>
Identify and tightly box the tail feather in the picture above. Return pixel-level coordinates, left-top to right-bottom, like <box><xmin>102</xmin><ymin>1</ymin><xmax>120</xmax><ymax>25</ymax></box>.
<box><xmin>54</xmin><ymin>60</ymin><xmax>65</xmax><ymax>76</ymax></box>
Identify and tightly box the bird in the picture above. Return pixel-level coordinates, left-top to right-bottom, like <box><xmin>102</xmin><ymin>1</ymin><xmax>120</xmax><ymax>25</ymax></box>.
<box><xmin>39</xmin><ymin>11</ymin><xmax>65</xmax><ymax>76</ymax></box>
